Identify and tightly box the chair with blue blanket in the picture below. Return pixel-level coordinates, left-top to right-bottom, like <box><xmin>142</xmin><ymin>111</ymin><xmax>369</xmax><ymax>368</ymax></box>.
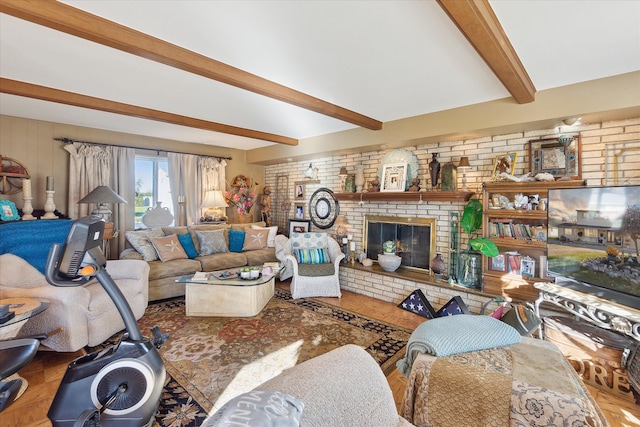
<box><xmin>0</xmin><ymin>220</ymin><xmax>149</xmax><ymax>352</ymax></box>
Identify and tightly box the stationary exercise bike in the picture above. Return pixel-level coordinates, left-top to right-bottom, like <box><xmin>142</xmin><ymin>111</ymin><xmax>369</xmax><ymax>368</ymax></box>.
<box><xmin>45</xmin><ymin>216</ymin><xmax>167</xmax><ymax>427</ymax></box>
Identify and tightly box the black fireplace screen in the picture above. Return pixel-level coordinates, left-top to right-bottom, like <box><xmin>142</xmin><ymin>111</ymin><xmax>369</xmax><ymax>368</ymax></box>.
<box><xmin>364</xmin><ymin>215</ymin><xmax>436</xmax><ymax>271</ymax></box>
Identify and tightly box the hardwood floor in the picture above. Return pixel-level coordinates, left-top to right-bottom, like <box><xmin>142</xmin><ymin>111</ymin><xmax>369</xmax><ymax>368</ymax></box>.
<box><xmin>1</xmin><ymin>283</ymin><xmax>638</xmax><ymax>426</ymax></box>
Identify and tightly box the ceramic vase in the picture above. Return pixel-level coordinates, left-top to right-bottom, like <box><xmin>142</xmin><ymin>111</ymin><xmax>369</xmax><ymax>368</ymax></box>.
<box><xmin>355</xmin><ymin>165</ymin><xmax>365</xmax><ymax>192</ymax></box>
<box><xmin>430</xmin><ymin>253</ymin><xmax>446</xmax><ymax>275</ymax></box>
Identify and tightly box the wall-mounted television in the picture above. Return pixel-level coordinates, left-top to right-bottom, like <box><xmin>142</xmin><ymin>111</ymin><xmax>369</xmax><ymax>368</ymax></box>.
<box><xmin>547</xmin><ymin>185</ymin><xmax>640</xmax><ymax>310</ymax></box>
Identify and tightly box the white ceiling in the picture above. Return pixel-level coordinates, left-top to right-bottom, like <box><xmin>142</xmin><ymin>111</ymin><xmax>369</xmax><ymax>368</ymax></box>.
<box><xmin>1</xmin><ymin>1</ymin><xmax>639</xmax><ymax>151</ymax></box>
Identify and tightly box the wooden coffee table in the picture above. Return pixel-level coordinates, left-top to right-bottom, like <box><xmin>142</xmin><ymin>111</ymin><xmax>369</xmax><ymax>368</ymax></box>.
<box><xmin>184</xmin><ymin>268</ymin><xmax>275</xmax><ymax>317</ymax></box>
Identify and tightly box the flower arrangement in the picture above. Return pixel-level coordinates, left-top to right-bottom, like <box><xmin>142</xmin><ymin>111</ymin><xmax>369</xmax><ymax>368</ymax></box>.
<box><xmin>224</xmin><ymin>177</ymin><xmax>257</xmax><ymax>215</ymax></box>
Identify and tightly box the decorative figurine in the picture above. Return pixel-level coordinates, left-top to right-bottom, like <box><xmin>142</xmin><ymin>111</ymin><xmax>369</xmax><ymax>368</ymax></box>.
<box><xmin>429</xmin><ymin>153</ymin><xmax>440</xmax><ymax>189</ymax></box>
<box><xmin>368</xmin><ymin>178</ymin><xmax>380</xmax><ymax>192</ymax></box>
<box><xmin>408</xmin><ymin>177</ymin><xmax>421</xmax><ymax>192</ymax></box>
<box><xmin>260</xmin><ymin>186</ymin><xmax>272</xmax><ymax>226</ymax></box>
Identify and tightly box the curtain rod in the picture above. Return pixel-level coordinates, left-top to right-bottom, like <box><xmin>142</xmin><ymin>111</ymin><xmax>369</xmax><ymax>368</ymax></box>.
<box><xmin>53</xmin><ymin>137</ymin><xmax>232</xmax><ymax>161</ymax></box>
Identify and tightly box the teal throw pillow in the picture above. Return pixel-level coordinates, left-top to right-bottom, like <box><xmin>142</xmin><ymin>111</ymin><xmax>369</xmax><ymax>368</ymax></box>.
<box><xmin>229</xmin><ymin>229</ymin><xmax>245</xmax><ymax>253</ymax></box>
<box><xmin>295</xmin><ymin>248</ymin><xmax>330</xmax><ymax>264</ymax></box>
<box><xmin>177</xmin><ymin>233</ymin><xmax>198</xmax><ymax>259</ymax></box>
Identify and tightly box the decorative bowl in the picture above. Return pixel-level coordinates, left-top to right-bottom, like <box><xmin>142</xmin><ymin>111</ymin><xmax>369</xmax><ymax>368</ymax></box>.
<box><xmin>378</xmin><ymin>254</ymin><xmax>401</xmax><ymax>272</ymax></box>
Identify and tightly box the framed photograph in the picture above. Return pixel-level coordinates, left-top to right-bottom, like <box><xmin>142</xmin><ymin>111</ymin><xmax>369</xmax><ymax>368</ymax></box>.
<box><xmin>294</xmin><ymin>183</ymin><xmax>305</xmax><ymax>199</ymax></box>
<box><xmin>521</xmin><ymin>256</ymin><xmax>535</xmax><ymax>278</ymax></box>
<box><xmin>491</xmin><ymin>153</ymin><xmax>517</xmax><ymax>180</ymax></box>
<box><xmin>529</xmin><ymin>137</ymin><xmax>581</xmax><ymax>179</ymax></box>
<box><xmin>0</xmin><ymin>200</ymin><xmax>19</xmax><ymax>221</ymax></box>
<box><xmin>288</xmin><ymin>219</ymin><xmax>311</xmax><ymax>236</ymax></box>
<box><xmin>380</xmin><ymin>162</ymin><xmax>407</xmax><ymax>192</ymax></box>
<box><xmin>488</xmin><ymin>253</ymin><xmax>507</xmax><ymax>272</ymax></box>
<box><xmin>294</xmin><ymin>203</ymin><xmax>306</xmax><ymax>219</ymax></box>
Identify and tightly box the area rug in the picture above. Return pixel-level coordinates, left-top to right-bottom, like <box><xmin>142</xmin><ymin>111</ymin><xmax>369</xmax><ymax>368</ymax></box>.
<box><xmin>89</xmin><ymin>288</ymin><xmax>411</xmax><ymax>427</ymax></box>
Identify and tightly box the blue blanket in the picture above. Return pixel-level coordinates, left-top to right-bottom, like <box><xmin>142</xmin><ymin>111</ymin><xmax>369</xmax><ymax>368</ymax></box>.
<box><xmin>396</xmin><ymin>314</ymin><xmax>521</xmax><ymax>377</ymax></box>
<box><xmin>0</xmin><ymin>219</ymin><xmax>73</xmax><ymax>273</ymax></box>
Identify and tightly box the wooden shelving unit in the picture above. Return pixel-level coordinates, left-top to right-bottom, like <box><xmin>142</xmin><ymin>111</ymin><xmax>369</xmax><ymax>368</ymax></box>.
<box><xmin>335</xmin><ymin>190</ymin><xmax>474</xmax><ymax>203</ymax></box>
<box><xmin>481</xmin><ymin>180</ymin><xmax>585</xmax><ymax>301</ymax></box>
<box><xmin>0</xmin><ymin>157</ymin><xmax>30</xmax><ymax>195</ymax></box>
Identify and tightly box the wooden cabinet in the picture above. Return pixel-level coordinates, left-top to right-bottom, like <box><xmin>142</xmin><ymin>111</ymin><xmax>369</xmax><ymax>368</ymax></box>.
<box><xmin>481</xmin><ymin>180</ymin><xmax>585</xmax><ymax>301</ymax></box>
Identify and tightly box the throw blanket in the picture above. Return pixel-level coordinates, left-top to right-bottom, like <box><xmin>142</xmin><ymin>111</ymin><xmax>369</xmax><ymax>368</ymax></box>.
<box><xmin>396</xmin><ymin>314</ymin><xmax>521</xmax><ymax>377</ymax></box>
<box><xmin>0</xmin><ymin>220</ymin><xmax>73</xmax><ymax>273</ymax></box>
<box><xmin>401</xmin><ymin>337</ymin><xmax>607</xmax><ymax>427</ymax></box>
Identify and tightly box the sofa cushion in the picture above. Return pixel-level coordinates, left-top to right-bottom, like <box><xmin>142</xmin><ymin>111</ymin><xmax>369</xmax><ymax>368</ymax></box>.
<box><xmin>196</xmin><ymin>229</ymin><xmax>229</xmax><ymax>256</ymax></box>
<box><xmin>198</xmin><ymin>252</ymin><xmax>248</xmax><ymax>271</ymax></box>
<box><xmin>228</xmin><ymin>229</ymin><xmax>245</xmax><ymax>252</ymax></box>
<box><xmin>147</xmin><ymin>258</ymin><xmax>203</xmax><ymax>281</ymax></box>
<box><xmin>245</xmin><ymin>248</ymin><xmax>278</xmax><ymax>266</ymax></box>
<box><xmin>251</xmin><ymin>225</ymin><xmax>278</xmax><ymax>247</ymax></box>
<box><xmin>125</xmin><ymin>228</ymin><xmax>165</xmax><ymax>261</ymax></box>
<box><xmin>298</xmin><ymin>263</ymin><xmax>335</xmax><ymax>277</ymax></box>
<box><xmin>188</xmin><ymin>224</ymin><xmax>230</xmax><ymax>253</ymax></box>
<box><xmin>177</xmin><ymin>233</ymin><xmax>199</xmax><ymax>258</ymax></box>
<box><xmin>230</xmin><ymin>221</ymin><xmax>265</xmax><ymax>231</ymax></box>
<box><xmin>243</xmin><ymin>228</ymin><xmax>269</xmax><ymax>250</ymax></box>
<box><xmin>151</xmin><ymin>234</ymin><xmax>188</xmax><ymax>262</ymax></box>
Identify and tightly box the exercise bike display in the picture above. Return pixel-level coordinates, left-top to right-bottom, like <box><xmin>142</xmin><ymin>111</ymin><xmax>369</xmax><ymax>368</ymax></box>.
<box><xmin>44</xmin><ymin>216</ymin><xmax>167</xmax><ymax>427</ymax></box>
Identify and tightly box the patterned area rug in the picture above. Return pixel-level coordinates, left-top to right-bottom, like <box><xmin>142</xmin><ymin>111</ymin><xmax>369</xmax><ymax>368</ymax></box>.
<box><xmin>89</xmin><ymin>289</ymin><xmax>411</xmax><ymax>427</ymax></box>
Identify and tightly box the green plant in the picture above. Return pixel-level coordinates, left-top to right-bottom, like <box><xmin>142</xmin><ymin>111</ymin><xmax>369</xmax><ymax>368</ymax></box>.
<box><xmin>460</xmin><ymin>199</ymin><xmax>499</xmax><ymax>257</ymax></box>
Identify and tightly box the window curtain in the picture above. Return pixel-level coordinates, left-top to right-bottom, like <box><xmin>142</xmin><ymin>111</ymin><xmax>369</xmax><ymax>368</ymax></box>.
<box><xmin>168</xmin><ymin>153</ymin><xmax>226</xmax><ymax>225</ymax></box>
<box><xmin>65</xmin><ymin>143</ymin><xmax>135</xmax><ymax>256</ymax></box>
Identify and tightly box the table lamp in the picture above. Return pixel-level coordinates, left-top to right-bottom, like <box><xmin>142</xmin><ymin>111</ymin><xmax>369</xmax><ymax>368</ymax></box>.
<box><xmin>457</xmin><ymin>157</ymin><xmax>472</xmax><ymax>192</ymax></box>
<box><xmin>78</xmin><ymin>186</ymin><xmax>127</xmax><ymax>222</ymax></box>
<box><xmin>201</xmin><ymin>190</ymin><xmax>228</xmax><ymax>221</ymax></box>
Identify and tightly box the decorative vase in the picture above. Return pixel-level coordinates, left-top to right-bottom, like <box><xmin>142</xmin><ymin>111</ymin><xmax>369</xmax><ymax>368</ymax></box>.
<box><xmin>378</xmin><ymin>253</ymin><xmax>402</xmax><ymax>272</ymax></box>
<box><xmin>440</xmin><ymin>162</ymin><xmax>457</xmax><ymax>191</ymax></box>
<box><xmin>141</xmin><ymin>201</ymin><xmax>173</xmax><ymax>228</ymax></box>
<box><xmin>344</xmin><ymin>175</ymin><xmax>356</xmax><ymax>192</ymax></box>
<box><xmin>429</xmin><ymin>153</ymin><xmax>440</xmax><ymax>189</ymax></box>
<box><xmin>355</xmin><ymin>165</ymin><xmax>365</xmax><ymax>192</ymax></box>
<box><xmin>236</xmin><ymin>213</ymin><xmax>253</xmax><ymax>223</ymax></box>
<box><xmin>382</xmin><ymin>240</ymin><xmax>396</xmax><ymax>254</ymax></box>
<box><xmin>457</xmin><ymin>246</ymin><xmax>482</xmax><ymax>289</ymax></box>
<box><xmin>430</xmin><ymin>253</ymin><xmax>446</xmax><ymax>275</ymax></box>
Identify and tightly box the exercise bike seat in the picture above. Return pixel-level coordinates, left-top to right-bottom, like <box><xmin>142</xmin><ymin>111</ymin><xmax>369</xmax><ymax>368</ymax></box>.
<box><xmin>0</xmin><ymin>338</ymin><xmax>39</xmax><ymax>380</ymax></box>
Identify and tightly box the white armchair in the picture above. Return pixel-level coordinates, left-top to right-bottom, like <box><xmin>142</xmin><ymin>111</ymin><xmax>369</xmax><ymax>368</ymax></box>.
<box><xmin>274</xmin><ymin>233</ymin><xmax>345</xmax><ymax>299</ymax></box>
<box><xmin>0</xmin><ymin>254</ymin><xmax>149</xmax><ymax>352</ymax></box>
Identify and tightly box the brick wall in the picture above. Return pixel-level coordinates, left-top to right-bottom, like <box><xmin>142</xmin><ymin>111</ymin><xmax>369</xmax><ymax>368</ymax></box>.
<box><xmin>267</xmin><ymin>118</ymin><xmax>640</xmax><ymax>306</ymax></box>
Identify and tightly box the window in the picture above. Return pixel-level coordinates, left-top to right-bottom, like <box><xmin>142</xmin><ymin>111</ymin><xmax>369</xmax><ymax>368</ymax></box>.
<box><xmin>135</xmin><ymin>155</ymin><xmax>173</xmax><ymax>228</ymax></box>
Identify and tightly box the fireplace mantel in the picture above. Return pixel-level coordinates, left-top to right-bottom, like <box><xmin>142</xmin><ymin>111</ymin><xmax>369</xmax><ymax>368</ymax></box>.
<box><xmin>335</xmin><ymin>191</ymin><xmax>474</xmax><ymax>203</ymax></box>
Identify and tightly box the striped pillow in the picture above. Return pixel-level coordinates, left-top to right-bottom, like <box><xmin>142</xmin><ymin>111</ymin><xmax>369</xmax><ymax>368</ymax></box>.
<box><xmin>295</xmin><ymin>248</ymin><xmax>330</xmax><ymax>264</ymax></box>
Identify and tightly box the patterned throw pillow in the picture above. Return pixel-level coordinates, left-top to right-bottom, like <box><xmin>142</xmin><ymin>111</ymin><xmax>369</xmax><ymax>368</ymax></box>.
<box><xmin>295</xmin><ymin>248</ymin><xmax>330</xmax><ymax>264</ymax></box>
<box><xmin>177</xmin><ymin>233</ymin><xmax>199</xmax><ymax>258</ymax></box>
<box><xmin>242</xmin><ymin>228</ymin><xmax>269</xmax><ymax>250</ymax></box>
<box><xmin>250</xmin><ymin>225</ymin><xmax>278</xmax><ymax>247</ymax></box>
<box><xmin>228</xmin><ymin>229</ymin><xmax>245</xmax><ymax>253</ymax></box>
<box><xmin>196</xmin><ymin>229</ymin><xmax>229</xmax><ymax>256</ymax></box>
<box><xmin>290</xmin><ymin>232</ymin><xmax>328</xmax><ymax>250</ymax></box>
<box><xmin>150</xmin><ymin>234</ymin><xmax>188</xmax><ymax>262</ymax></box>
<box><xmin>125</xmin><ymin>228</ymin><xmax>165</xmax><ymax>261</ymax></box>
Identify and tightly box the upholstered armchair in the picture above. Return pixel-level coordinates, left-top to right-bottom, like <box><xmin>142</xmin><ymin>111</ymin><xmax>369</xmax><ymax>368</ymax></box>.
<box><xmin>0</xmin><ymin>254</ymin><xmax>149</xmax><ymax>352</ymax></box>
<box><xmin>274</xmin><ymin>232</ymin><xmax>345</xmax><ymax>299</ymax></box>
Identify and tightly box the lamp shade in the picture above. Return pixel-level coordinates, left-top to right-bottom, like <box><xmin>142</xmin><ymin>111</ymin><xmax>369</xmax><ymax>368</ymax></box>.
<box><xmin>334</xmin><ymin>214</ymin><xmax>349</xmax><ymax>227</ymax></box>
<box><xmin>201</xmin><ymin>190</ymin><xmax>228</xmax><ymax>208</ymax></box>
<box><xmin>458</xmin><ymin>157</ymin><xmax>471</xmax><ymax>169</ymax></box>
<box><xmin>78</xmin><ymin>186</ymin><xmax>127</xmax><ymax>205</ymax></box>
<box><xmin>338</xmin><ymin>167</ymin><xmax>348</xmax><ymax>176</ymax></box>
<box><xmin>77</xmin><ymin>186</ymin><xmax>127</xmax><ymax>222</ymax></box>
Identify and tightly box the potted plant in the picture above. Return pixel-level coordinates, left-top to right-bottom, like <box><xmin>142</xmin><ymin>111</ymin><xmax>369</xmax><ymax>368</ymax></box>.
<box><xmin>457</xmin><ymin>199</ymin><xmax>498</xmax><ymax>289</ymax></box>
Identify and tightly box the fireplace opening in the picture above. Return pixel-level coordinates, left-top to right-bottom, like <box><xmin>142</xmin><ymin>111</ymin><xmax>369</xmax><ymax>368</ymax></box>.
<box><xmin>364</xmin><ymin>215</ymin><xmax>436</xmax><ymax>272</ymax></box>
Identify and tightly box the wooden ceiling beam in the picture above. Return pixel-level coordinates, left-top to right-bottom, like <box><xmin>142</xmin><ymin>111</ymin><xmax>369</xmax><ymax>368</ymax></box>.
<box><xmin>0</xmin><ymin>0</ymin><xmax>382</xmax><ymax>132</ymax></box>
<box><xmin>437</xmin><ymin>0</ymin><xmax>536</xmax><ymax>104</ymax></box>
<box><xmin>0</xmin><ymin>78</ymin><xmax>298</xmax><ymax>146</ymax></box>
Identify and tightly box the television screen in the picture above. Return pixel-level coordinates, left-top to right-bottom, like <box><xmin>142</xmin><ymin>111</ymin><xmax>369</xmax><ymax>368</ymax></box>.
<box><xmin>547</xmin><ymin>185</ymin><xmax>640</xmax><ymax>310</ymax></box>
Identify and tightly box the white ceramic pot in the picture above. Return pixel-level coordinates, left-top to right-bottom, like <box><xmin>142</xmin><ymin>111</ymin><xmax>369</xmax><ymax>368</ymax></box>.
<box><xmin>377</xmin><ymin>254</ymin><xmax>402</xmax><ymax>272</ymax></box>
